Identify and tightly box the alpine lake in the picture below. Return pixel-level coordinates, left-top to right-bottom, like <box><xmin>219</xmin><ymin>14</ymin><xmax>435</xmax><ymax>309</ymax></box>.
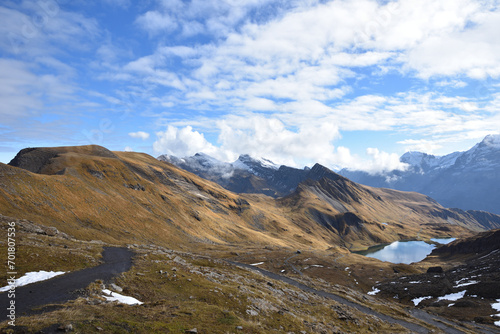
<box><xmin>355</xmin><ymin>238</ymin><xmax>456</xmax><ymax>264</ymax></box>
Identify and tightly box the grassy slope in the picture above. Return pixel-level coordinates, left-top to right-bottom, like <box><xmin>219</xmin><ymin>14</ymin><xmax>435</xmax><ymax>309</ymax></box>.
<box><xmin>0</xmin><ymin>146</ymin><xmax>489</xmax><ymax>253</ymax></box>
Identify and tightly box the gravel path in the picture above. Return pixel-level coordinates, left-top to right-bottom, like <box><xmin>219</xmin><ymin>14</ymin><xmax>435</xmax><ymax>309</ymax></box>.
<box><xmin>0</xmin><ymin>247</ymin><xmax>134</xmax><ymax>318</ymax></box>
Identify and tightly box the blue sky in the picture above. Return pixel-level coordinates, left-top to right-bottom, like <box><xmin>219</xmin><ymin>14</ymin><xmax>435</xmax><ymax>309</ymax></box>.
<box><xmin>1</xmin><ymin>0</ymin><xmax>500</xmax><ymax>173</ymax></box>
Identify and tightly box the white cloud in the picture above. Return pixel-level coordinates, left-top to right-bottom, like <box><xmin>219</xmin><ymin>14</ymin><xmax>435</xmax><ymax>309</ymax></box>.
<box><xmin>365</xmin><ymin>148</ymin><xmax>409</xmax><ymax>174</ymax></box>
<box><xmin>150</xmin><ymin>116</ymin><xmax>414</xmax><ymax>174</ymax></box>
<box><xmin>124</xmin><ymin>146</ymin><xmax>133</xmax><ymax>152</ymax></box>
<box><xmin>398</xmin><ymin>139</ymin><xmax>443</xmax><ymax>154</ymax></box>
<box><xmin>0</xmin><ymin>59</ymin><xmax>75</xmax><ymax>121</ymax></box>
<box><xmin>216</xmin><ymin>115</ymin><xmax>341</xmax><ymax>167</ymax></box>
<box><xmin>153</xmin><ymin>125</ymin><xmax>220</xmax><ymax>158</ymax></box>
<box><xmin>129</xmin><ymin>131</ymin><xmax>150</xmax><ymax>140</ymax></box>
<box><xmin>135</xmin><ymin>11</ymin><xmax>178</xmax><ymax>34</ymax></box>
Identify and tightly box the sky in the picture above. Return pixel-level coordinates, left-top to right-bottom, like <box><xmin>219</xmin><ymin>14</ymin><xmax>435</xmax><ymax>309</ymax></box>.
<box><xmin>1</xmin><ymin>0</ymin><xmax>500</xmax><ymax>173</ymax></box>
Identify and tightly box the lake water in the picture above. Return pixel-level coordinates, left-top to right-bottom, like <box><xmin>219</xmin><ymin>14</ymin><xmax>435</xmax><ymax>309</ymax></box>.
<box><xmin>358</xmin><ymin>238</ymin><xmax>456</xmax><ymax>264</ymax></box>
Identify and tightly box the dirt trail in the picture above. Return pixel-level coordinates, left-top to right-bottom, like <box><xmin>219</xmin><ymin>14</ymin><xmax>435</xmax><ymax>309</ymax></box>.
<box><xmin>0</xmin><ymin>247</ymin><xmax>134</xmax><ymax>318</ymax></box>
<box><xmin>229</xmin><ymin>261</ymin><xmax>496</xmax><ymax>334</ymax></box>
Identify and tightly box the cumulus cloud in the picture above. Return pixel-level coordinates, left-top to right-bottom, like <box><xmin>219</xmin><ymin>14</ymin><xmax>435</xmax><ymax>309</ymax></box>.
<box><xmin>152</xmin><ymin>116</ymin><xmax>410</xmax><ymax>174</ymax></box>
<box><xmin>153</xmin><ymin>125</ymin><xmax>220</xmax><ymax>158</ymax></box>
<box><xmin>364</xmin><ymin>148</ymin><xmax>409</xmax><ymax>174</ymax></box>
<box><xmin>129</xmin><ymin>131</ymin><xmax>150</xmax><ymax>140</ymax></box>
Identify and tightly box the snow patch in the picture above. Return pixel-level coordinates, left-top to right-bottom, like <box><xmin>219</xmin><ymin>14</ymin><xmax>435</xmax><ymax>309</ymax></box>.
<box><xmin>250</xmin><ymin>262</ymin><xmax>264</xmax><ymax>266</ymax></box>
<box><xmin>0</xmin><ymin>271</ymin><xmax>65</xmax><ymax>291</ymax></box>
<box><xmin>367</xmin><ymin>287</ymin><xmax>380</xmax><ymax>295</ymax></box>
<box><xmin>102</xmin><ymin>289</ymin><xmax>143</xmax><ymax>305</ymax></box>
<box><xmin>412</xmin><ymin>296</ymin><xmax>432</xmax><ymax>306</ymax></box>
<box><xmin>437</xmin><ymin>290</ymin><xmax>466</xmax><ymax>302</ymax></box>
<box><xmin>493</xmin><ymin>300</ymin><xmax>500</xmax><ymax>328</ymax></box>
<box><xmin>454</xmin><ymin>280</ymin><xmax>478</xmax><ymax>288</ymax></box>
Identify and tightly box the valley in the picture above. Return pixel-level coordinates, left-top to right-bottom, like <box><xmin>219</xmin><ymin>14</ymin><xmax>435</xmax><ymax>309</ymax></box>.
<box><xmin>1</xmin><ymin>145</ymin><xmax>500</xmax><ymax>333</ymax></box>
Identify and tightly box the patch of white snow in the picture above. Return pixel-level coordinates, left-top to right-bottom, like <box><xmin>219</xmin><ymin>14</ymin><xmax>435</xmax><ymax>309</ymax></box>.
<box><xmin>250</xmin><ymin>262</ymin><xmax>264</xmax><ymax>266</ymax></box>
<box><xmin>412</xmin><ymin>296</ymin><xmax>432</xmax><ymax>306</ymax></box>
<box><xmin>437</xmin><ymin>290</ymin><xmax>466</xmax><ymax>302</ymax></box>
<box><xmin>0</xmin><ymin>271</ymin><xmax>65</xmax><ymax>292</ymax></box>
<box><xmin>102</xmin><ymin>289</ymin><xmax>143</xmax><ymax>305</ymax></box>
<box><xmin>454</xmin><ymin>280</ymin><xmax>478</xmax><ymax>288</ymax></box>
<box><xmin>367</xmin><ymin>287</ymin><xmax>380</xmax><ymax>295</ymax></box>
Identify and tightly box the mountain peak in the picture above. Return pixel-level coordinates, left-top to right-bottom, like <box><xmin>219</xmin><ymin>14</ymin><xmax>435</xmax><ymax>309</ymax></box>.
<box><xmin>480</xmin><ymin>134</ymin><xmax>500</xmax><ymax>148</ymax></box>
<box><xmin>9</xmin><ymin>145</ymin><xmax>117</xmax><ymax>174</ymax></box>
<box><xmin>234</xmin><ymin>154</ymin><xmax>279</xmax><ymax>171</ymax></box>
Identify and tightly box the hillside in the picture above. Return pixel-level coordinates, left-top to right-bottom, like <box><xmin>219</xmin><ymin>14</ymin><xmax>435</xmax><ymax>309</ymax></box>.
<box><xmin>372</xmin><ymin>229</ymin><xmax>500</xmax><ymax>327</ymax></box>
<box><xmin>1</xmin><ymin>145</ymin><xmax>498</xmax><ymax>253</ymax></box>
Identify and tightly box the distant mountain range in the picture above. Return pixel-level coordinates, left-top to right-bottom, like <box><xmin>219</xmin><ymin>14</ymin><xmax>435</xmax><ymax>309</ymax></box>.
<box><xmin>340</xmin><ymin>135</ymin><xmax>500</xmax><ymax>214</ymax></box>
<box><xmin>158</xmin><ymin>153</ymin><xmax>340</xmax><ymax>197</ymax></box>
<box><xmin>159</xmin><ymin>135</ymin><xmax>500</xmax><ymax>215</ymax></box>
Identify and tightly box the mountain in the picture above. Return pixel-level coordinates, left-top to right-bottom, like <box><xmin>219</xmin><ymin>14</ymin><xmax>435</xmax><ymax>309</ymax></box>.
<box><xmin>158</xmin><ymin>153</ymin><xmax>342</xmax><ymax>197</ymax></box>
<box><xmin>340</xmin><ymin>135</ymin><xmax>500</xmax><ymax>214</ymax></box>
<box><xmin>2</xmin><ymin>145</ymin><xmax>499</xmax><ymax>253</ymax></box>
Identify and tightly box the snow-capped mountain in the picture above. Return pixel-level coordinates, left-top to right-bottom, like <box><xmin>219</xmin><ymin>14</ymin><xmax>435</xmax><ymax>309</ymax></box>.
<box><xmin>340</xmin><ymin>135</ymin><xmax>500</xmax><ymax>214</ymax></box>
<box><xmin>158</xmin><ymin>153</ymin><xmax>342</xmax><ymax>197</ymax></box>
<box><xmin>399</xmin><ymin>151</ymin><xmax>461</xmax><ymax>173</ymax></box>
<box><xmin>159</xmin><ymin>153</ymin><xmax>235</xmax><ymax>179</ymax></box>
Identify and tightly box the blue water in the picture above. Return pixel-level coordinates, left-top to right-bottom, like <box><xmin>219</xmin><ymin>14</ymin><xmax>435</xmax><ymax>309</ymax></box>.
<box><xmin>362</xmin><ymin>241</ymin><xmax>436</xmax><ymax>264</ymax></box>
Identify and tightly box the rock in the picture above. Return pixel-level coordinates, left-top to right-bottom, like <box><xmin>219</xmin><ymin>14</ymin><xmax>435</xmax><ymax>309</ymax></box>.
<box><xmin>136</xmin><ymin>272</ymin><xmax>146</xmax><ymax>276</ymax></box>
<box><xmin>173</xmin><ymin>256</ymin><xmax>187</xmax><ymax>265</ymax></box>
<box><xmin>109</xmin><ymin>283</ymin><xmax>123</xmax><ymax>293</ymax></box>
<box><xmin>246</xmin><ymin>309</ymin><xmax>259</xmax><ymax>316</ymax></box>
<box><xmin>57</xmin><ymin>324</ymin><xmax>73</xmax><ymax>332</ymax></box>
<box><xmin>296</xmin><ymin>250</ymin><xmax>302</xmax><ymax>254</ymax></box>
<box><xmin>427</xmin><ymin>266</ymin><xmax>443</xmax><ymax>274</ymax></box>
<box><xmin>185</xmin><ymin>329</ymin><xmax>198</xmax><ymax>334</ymax></box>
<box><xmin>236</xmin><ymin>326</ymin><xmax>243</xmax><ymax>330</ymax></box>
<box><xmin>44</xmin><ymin>226</ymin><xmax>59</xmax><ymax>236</ymax></box>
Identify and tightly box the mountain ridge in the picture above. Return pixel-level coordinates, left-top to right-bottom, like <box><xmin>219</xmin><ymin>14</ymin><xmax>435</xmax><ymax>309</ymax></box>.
<box><xmin>160</xmin><ymin>135</ymin><xmax>500</xmax><ymax>215</ymax></box>
<box><xmin>2</xmin><ymin>145</ymin><xmax>498</xmax><ymax>253</ymax></box>
<box><xmin>340</xmin><ymin>134</ymin><xmax>500</xmax><ymax>214</ymax></box>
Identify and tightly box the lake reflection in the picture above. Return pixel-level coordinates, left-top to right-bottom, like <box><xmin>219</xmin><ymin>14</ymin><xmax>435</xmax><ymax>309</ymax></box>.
<box><xmin>361</xmin><ymin>241</ymin><xmax>436</xmax><ymax>264</ymax></box>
